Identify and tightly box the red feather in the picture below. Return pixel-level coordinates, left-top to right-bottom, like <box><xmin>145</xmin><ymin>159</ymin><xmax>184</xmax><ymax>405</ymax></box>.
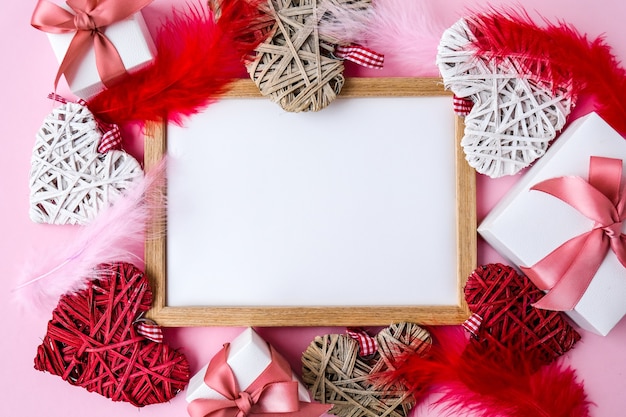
<box><xmin>87</xmin><ymin>0</ymin><xmax>269</xmax><ymax>126</ymax></box>
<box><xmin>377</xmin><ymin>327</ymin><xmax>591</xmax><ymax>417</ymax></box>
<box><xmin>465</xmin><ymin>10</ymin><xmax>626</xmax><ymax>136</ymax></box>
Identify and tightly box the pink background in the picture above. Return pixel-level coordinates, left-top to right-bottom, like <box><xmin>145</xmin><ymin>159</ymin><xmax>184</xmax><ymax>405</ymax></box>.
<box><xmin>2</xmin><ymin>0</ymin><xmax>626</xmax><ymax>416</ymax></box>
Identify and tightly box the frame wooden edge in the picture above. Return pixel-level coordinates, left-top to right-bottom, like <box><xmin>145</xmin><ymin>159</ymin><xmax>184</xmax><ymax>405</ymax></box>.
<box><xmin>225</xmin><ymin>77</ymin><xmax>451</xmax><ymax>98</ymax></box>
<box><xmin>454</xmin><ymin>115</ymin><xmax>476</xmax><ymax>320</ymax></box>
<box><xmin>145</xmin><ymin>305</ymin><xmax>471</xmax><ymax>327</ymax></box>
<box><xmin>144</xmin><ymin>77</ymin><xmax>475</xmax><ymax>327</ymax></box>
<box><xmin>144</xmin><ymin>120</ymin><xmax>168</xmax><ymax>321</ymax></box>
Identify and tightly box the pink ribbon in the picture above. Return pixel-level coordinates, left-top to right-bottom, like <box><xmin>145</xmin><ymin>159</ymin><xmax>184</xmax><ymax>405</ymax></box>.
<box><xmin>31</xmin><ymin>0</ymin><xmax>153</xmax><ymax>89</ymax></box>
<box><xmin>188</xmin><ymin>344</ymin><xmax>330</xmax><ymax>417</ymax></box>
<box><xmin>521</xmin><ymin>156</ymin><xmax>626</xmax><ymax>311</ymax></box>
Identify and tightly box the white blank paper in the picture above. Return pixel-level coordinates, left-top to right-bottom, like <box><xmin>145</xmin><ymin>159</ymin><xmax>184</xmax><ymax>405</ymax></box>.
<box><xmin>166</xmin><ymin>96</ymin><xmax>458</xmax><ymax>307</ymax></box>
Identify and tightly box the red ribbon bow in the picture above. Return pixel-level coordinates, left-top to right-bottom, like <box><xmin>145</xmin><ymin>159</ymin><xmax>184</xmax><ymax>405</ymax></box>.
<box><xmin>521</xmin><ymin>156</ymin><xmax>626</xmax><ymax>311</ymax></box>
<box><xmin>31</xmin><ymin>0</ymin><xmax>153</xmax><ymax>89</ymax></box>
<box><xmin>188</xmin><ymin>344</ymin><xmax>330</xmax><ymax>417</ymax></box>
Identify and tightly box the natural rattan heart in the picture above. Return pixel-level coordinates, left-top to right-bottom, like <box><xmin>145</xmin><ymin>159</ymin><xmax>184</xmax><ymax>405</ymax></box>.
<box><xmin>464</xmin><ymin>264</ymin><xmax>580</xmax><ymax>369</ymax></box>
<box><xmin>437</xmin><ymin>18</ymin><xmax>574</xmax><ymax>178</ymax></box>
<box><xmin>29</xmin><ymin>102</ymin><xmax>143</xmax><ymax>225</ymax></box>
<box><xmin>301</xmin><ymin>322</ymin><xmax>431</xmax><ymax>417</ymax></box>
<box><xmin>247</xmin><ymin>0</ymin><xmax>370</xmax><ymax>112</ymax></box>
<box><xmin>34</xmin><ymin>262</ymin><xmax>190</xmax><ymax>406</ymax></box>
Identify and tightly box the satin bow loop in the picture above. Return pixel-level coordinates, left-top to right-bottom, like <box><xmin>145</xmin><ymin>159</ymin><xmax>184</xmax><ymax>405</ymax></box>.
<box><xmin>521</xmin><ymin>156</ymin><xmax>626</xmax><ymax>311</ymax></box>
<box><xmin>31</xmin><ymin>0</ymin><xmax>153</xmax><ymax>89</ymax></box>
<box><xmin>188</xmin><ymin>343</ymin><xmax>330</xmax><ymax>417</ymax></box>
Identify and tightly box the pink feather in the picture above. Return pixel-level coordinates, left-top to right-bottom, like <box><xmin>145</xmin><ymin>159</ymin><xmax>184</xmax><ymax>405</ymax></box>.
<box><xmin>14</xmin><ymin>159</ymin><xmax>166</xmax><ymax>316</ymax></box>
<box><xmin>364</xmin><ymin>0</ymin><xmax>447</xmax><ymax>76</ymax></box>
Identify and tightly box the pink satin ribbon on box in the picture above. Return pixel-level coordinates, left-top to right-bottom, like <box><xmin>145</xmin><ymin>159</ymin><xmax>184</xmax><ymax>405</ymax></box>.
<box><xmin>521</xmin><ymin>156</ymin><xmax>626</xmax><ymax>311</ymax></box>
<box><xmin>188</xmin><ymin>344</ymin><xmax>330</xmax><ymax>417</ymax></box>
<box><xmin>31</xmin><ymin>0</ymin><xmax>153</xmax><ymax>89</ymax></box>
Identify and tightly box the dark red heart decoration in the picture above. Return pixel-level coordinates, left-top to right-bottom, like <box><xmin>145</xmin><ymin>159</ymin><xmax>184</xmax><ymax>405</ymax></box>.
<box><xmin>464</xmin><ymin>263</ymin><xmax>581</xmax><ymax>369</ymax></box>
<box><xmin>377</xmin><ymin>264</ymin><xmax>590</xmax><ymax>417</ymax></box>
<box><xmin>34</xmin><ymin>262</ymin><xmax>190</xmax><ymax>406</ymax></box>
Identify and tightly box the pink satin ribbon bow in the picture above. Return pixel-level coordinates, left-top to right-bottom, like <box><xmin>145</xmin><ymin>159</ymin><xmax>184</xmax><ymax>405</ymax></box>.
<box><xmin>521</xmin><ymin>156</ymin><xmax>626</xmax><ymax>311</ymax></box>
<box><xmin>188</xmin><ymin>344</ymin><xmax>330</xmax><ymax>417</ymax></box>
<box><xmin>31</xmin><ymin>0</ymin><xmax>153</xmax><ymax>89</ymax></box>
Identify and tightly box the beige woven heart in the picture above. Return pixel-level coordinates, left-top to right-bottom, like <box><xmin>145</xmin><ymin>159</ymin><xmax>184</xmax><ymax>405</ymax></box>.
<box><xmin>301</xmin><ymin>322</ymin><xmax>431</xmax><ymax>417</ymax></box>
<box><xmin>247</xmin><ymin>0</ymin><xmax>370</xmax><ymax>112</ymax></box>
<box><xmin>29</xmin><ymin>102</ymin><xmax>143</xmax><ymax>225</ymax></box>
<box><xmin>437</xmin><ymin>18</ymin><xmax>574</xmax><ymax>178</ymax></box>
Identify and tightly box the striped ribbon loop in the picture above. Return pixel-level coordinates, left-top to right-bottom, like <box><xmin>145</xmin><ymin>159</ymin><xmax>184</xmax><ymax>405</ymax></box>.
<box><xmin>334</xmin><ymin>44</ymin><xmax>384</xmax><ymax>69</ymax></box>
<box><xmin>47</xmin><ymin>92</ymin><xmax>69</xmax><ymax>104</ymax></box>
<box><xmin>346</xmin><ymin>327</ymin><xmax>378</xmax><ymax>357</ymax></box>
<box><xmin>462</xmin><ymin>313</ymin><xmax>483</xmax><ymax>337</ymax></box>
<box><xmin>96</xmin><ymin>122</ymin><xmax>122</xmax><ymax>153</ymax></box>
<box><xmin>135</xmin><ymin>319</ymin><xmax>164</xmax><ymax>343</ymax></box>
<box><xmin>453</xmin><ymin>95</ymin><xmax>474</xmax><ymax>116</ymax></box>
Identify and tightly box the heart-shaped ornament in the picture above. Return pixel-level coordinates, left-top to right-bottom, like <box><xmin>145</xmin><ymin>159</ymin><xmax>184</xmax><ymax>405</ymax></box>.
<box><xmin>464</xmin><ymin>264</ymin><xmax>581</xmax><ymax>369</ymax></box>
<box><xmin>247</xmin><ymin>0</ymin><xmax>371</xmax><ymax>112</ymax></box>
<box><xmin>437</xmin><ymin>18</ymin><xmax>574</xmax><ymax>178</ymax></box>
<box><xmin>29</xmin><ymin>101</ymin><xmax>143</xmax><ymax>225</ymax></box>
<box><xmin>34</xmin><ymin>262</ymin><xmax>190</xmax><ymax>406</ymax></box>
<box><xmin>301</xmin><ymin>322</ymin><xmax>431</xmax><ymax>417</ymax></box>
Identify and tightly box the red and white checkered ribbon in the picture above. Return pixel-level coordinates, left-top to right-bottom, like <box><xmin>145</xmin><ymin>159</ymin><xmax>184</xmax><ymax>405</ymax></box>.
<box><xmin>47</xmin><ymin>93</ymin><xmax>122</xmax><ymax>154</ymax></box>
<box><xmin>346</xmin><ymin>327</ymin><xmax>378</xmax><ymax>357</ymax></box>
<box><xmin>96</xmin><ymin>121</ymin><xmax>122</xmax><ymax>154</ymax></box>
<box><xmin>462</xmin><ymin>313</ymin><xmax>483</xmax><ymax>337</ymax></box>
<box><xmin>453</xmin><ymin>95</ymin><xmax>474</xmax><ymax>116</ymax></box>
<box><xmin>135</xmin><ymin>320</ymin><xmax>164</xmax><ymax>343</ymax></box>
<box><xmin>334</xmin><ymin>44</ymin><xmax>384</xmax><ymax>69</ymax></box>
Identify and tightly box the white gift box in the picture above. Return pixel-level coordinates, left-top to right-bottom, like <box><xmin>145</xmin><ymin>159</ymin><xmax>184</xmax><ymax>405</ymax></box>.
<box><xmin>46</xmin><ymin>7</ymin><xmax>155</xmax><ymax>99</ymax></box>
<box><xmin>186</xmin><ymin>328</ymin><xmax>311</xmax><ymax>403</ymax></box>
<box><xmin>478</xmin><ymin>112</ymin><xmax>626</xmax><ymax>336</ymax></box>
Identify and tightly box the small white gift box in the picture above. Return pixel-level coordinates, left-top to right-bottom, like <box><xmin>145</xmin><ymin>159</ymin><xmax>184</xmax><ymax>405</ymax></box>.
<box><xmin>186</xmin><ymin>328</ymin><xmax>311</xmax><ymax>403</ymax></box>
<box><xmin>45</xmin><ymin>6</ymin><xmax>155</xmax><ymax>99</ymax></box>
<box><xmin>478</xmin><ymin>112</ymin><xmax>626</xmax><ymax>336</ymax></box>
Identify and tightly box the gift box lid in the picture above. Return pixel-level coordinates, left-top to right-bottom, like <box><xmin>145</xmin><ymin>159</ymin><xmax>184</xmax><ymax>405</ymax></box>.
<box><xmin>478</xmin><ymin>112</ymin><xmax>626</xmax><ymax>335</ymax></box>
<box><xmin>45</xmin><ymin>7</ymin><xmax>155</xmax><ymax>99</ymax></box>
<box><xmin>186</xmin><ymin>328</ymin><xmax>311</xmax><ymax>403</ymax></box>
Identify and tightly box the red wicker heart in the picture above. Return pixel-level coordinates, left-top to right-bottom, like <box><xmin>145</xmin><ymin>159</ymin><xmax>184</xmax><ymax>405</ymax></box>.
<box><xmin>34</xmin><ymin>262</ymin><xmax>190</xmax><ymax>406</ymax></box>
<box><xmin>464</xmin><ymin>264</ymin><xmax>580</xmax><ymax>368</ymax></box>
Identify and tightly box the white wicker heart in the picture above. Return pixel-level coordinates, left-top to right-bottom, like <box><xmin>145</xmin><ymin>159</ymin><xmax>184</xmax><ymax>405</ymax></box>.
<box><xmin>29</xmin><ymin>102</ymin><xmax>143</xmax><ymax>225</ymax></box>
<box><xmin>436</xmin><ymin>18</ymin><xmax>573</xmax><ymax>178</ymax></box>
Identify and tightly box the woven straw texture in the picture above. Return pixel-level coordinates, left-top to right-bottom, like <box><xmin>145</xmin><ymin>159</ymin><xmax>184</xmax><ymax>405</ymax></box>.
<box><xmin>437</xmin><ymin>18</ymin><xmax>573</xmax><ymax>178</ymax></box>
<box><xmin>29</xmin><ymin>102</ymin><xmax>143</xmax><ymax>225</ymax></box>
<box><xmin>34</xmin><ymin>262</ymin><xmax>190</xmax><ymax>406</ymax></box>
<box><xmin>248</xmin><ymin>0</ymin><xmax>370</xmax><ymax>112</ymax></box>
<box><xmin>302</xmin><ymin>323</ymin><xmax>431</xmax><ymax>417</ymax></box>
<box><xmin>465</xmin><ymin>264</ymin><xmax>580</xmax><ymax>370</ymax></box>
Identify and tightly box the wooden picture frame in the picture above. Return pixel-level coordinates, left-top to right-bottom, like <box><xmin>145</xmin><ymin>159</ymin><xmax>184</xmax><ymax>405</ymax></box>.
<box><xmin>144</xmin><ymin>77</ymin><xmax>476</xmax><ymax>327</ymax></box>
